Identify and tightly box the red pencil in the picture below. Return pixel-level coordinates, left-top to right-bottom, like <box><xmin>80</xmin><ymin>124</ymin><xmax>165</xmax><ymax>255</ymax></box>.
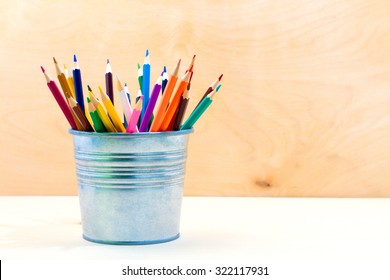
<box><xmin>193</xmin><ymin>74</ymin><xmax>223</xmax><ymax>111</ymax></box>
<box><xmin>41</xmin><ymin>66</ymin><xmax>78</xmax><ymax>130</ymax></box>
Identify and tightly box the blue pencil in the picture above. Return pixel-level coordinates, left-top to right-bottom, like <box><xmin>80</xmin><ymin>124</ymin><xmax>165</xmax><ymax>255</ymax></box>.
<box><xmin>73</xmin><ymin>54</ymin><xmax>84</xmax><ymax>111</ymax></box>
<box><xmin>141</xmin><ymin>49</ymin><xmax>150</xmax><ymax>121</ymax></box>
<box><xmin>162</xmin><ymin>66</ymin><xmax>168</xmax><ymax>94</ymax></box>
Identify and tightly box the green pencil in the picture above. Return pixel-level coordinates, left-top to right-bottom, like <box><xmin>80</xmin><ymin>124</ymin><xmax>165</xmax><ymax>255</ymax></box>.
<box><xmin>137</xmin><ymin>63</ymin><xmax>143</xmax><ymax>91</ymax></box>
<box><xmin>180</xmin><ymin>84</ymin><xmax>221</xmax><ymax>130</ymax></box>
<box><xmin>87</xmin><ymin>97</ymin><xmax>106</xmax><ymax>132</ymax></box>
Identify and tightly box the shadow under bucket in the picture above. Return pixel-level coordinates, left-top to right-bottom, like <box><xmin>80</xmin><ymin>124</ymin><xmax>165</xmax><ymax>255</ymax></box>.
<box><xmin>69</xmin><ymin>129</ymin><xmax>193</xmax><ymax>245</ymax></box>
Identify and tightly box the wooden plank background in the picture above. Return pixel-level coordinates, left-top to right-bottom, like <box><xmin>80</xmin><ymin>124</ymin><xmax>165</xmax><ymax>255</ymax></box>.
<box><xmin>1</xmin><ymin>0</ymin><xmax>390</xmax><ymax>196</ymax></box>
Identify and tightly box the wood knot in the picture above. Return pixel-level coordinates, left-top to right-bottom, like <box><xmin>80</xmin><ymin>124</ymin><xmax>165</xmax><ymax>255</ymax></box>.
<box><xmin>254</xmin><ymin>180</ymin><xmax>272</xmax><ymax>188</ymax></box>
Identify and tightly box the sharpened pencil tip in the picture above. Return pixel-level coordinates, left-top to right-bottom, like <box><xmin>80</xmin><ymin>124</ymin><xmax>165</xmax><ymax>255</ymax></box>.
<box><xmin>40</xmin><ymin>66</ymin><xmax>45</xmax><ymax>73</ymax></box>
<box><xmin>87</xmin><ymin>97</ymin><xmax>91</xmax><ymax>103</ymax></box>
<box><xmin>146</xmin><ymin>49</ymin><xmax>149</xmax><ymax>56</ymax></box>
<box><xmin>137</xmin><ymin>63</ymin><xmax>140</xmax><ymax>69</ymax></box>
<box><xmin>53</xmin><ymin>57</ymin><xmax>57</xmax><ymax>64</ymax></box>
<box><xmin>163</xmin><ymin>66</ymin><xmax>167</xmax><ymax>72</ymax></box>
<box><xmin>73</xmin><ymin>54</ymin><xmax>77</xmax><ymax>62</ymax></box>
<box><xmin>218</xmin><ymin>74</ymin><xmax>223</xmax><ymax>81</ymax></box>
<box><xmin>178</xmin><ymin>59</ymin><xmax>181</xmax><ymax>66</ymax></box>
<box><xmin>216</xmin><ymin>84</ymin><xmax>222</xmax><ymax>92</ymax></box>
<box><xmin>193</xmin><ymin>54</ymin><xmax>196</xmax><ymax>59</ymax></box>
<box><xmin>124</xmin><ymin>83</ymin><xmax>127</xmax><ymax>86</ymax></box>
<box><xmin>87</xmin><ymin>85</ymin><xmax>92</xmax><ymax>91</ymax></box>
<box><xmin>107</xmin><ymin>58</ymin><xmax>110</xmax><ymax>64</ymax></box>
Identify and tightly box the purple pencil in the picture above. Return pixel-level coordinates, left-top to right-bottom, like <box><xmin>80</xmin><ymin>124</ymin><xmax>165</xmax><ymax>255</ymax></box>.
<box><xmin>139</xmin><ymin>73</ymin><xmax>163</xmax><ymax>132</ymax></box>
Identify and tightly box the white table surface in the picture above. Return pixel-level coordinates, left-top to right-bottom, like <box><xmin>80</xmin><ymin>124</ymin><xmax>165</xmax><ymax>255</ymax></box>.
<box><xmin>1</xmin><ymin>196</ymin><xmax>390</xmax><ymax>262</ymax></box>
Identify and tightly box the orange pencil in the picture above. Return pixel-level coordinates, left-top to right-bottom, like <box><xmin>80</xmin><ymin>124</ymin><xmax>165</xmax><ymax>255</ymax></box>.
<box><xmin>159</xmin><ymin>71</ymin><xmax>190</xmax><ymax>131</ymax></box>
<box><xmin>149</xmin><ymin>59</ymin><xmax>181</xmax><ymax>132</ymax></box>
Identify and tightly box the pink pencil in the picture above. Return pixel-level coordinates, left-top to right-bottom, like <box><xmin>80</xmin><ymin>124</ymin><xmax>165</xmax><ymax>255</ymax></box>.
<box><xmin>41</xmin><ymin>66</ymin><xmax>77</xmax><ymax>130</ymax></box>
<box><xmin>126</xmin><ymin>98</ymin><xmax>143</xmax><ymax>133</ymax></box>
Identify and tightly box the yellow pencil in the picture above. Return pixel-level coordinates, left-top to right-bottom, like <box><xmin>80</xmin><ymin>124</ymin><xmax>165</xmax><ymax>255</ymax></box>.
<box><xmin>98</xmin><ymin>86</ymin><xmax>126</xmax><ymax>132</ymax></box>
<box><xmin>87</xmin><ymin>86</ymin><xmax>117</xmax><ymax>132</ymax></box>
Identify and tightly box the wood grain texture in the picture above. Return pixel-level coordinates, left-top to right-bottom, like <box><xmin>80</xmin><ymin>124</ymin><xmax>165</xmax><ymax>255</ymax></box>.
<box><xmin>1</xmin><ymin>0</ymin><xmax>390</xmax><ymax>196</ymax></box>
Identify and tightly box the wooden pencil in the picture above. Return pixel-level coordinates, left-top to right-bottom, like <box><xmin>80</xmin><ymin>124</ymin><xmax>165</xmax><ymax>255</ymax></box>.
<box><xmin>137</xmin><ymin>63</ymin><xmax>143</xmax><ymax>91</ymax></box>
<box><xmin>173</xmin><ymin>88</ymin><xmax>190</xmax><ymax>130</ymax></box>
<box><xmin>87</xmin><ymin>97</ymin><xmax>106</xmax><ymax>132</ymax></box>
<box><xmin>181</xmin><ymin>84</ymin><xmax>221</xmax><ymax>130</ymax></box>
<box><xmin>149</xmin><ymin>59</ymin><xmax>181</xmax><ymax>132</ymax></box>
<box><xmin>53</xmin><ymin>57</ymin><xmax>83</xmax><ymax>130</ymax></box>
<box><xmin>105</xmin><ymin>59</ymin><xmax>114</xmax><ymax>104</ymax></box>
<box><xmin>193</xmin><ymin>74</ymin><xmax>223</xmax><ymax>111</ymax></box>
<box><xmin>139</xmin><ymin>73</ymin><xmax>163</xmax><ymax>132</ymax></box>
<box><xmin>159</xmin><ymin>71</ymin><xmax>191</xmax><ymax>131</ymax></box>
<box><xmin>117</xmin><ymin>76</ymin><xmax>133</xmax><ymax>126</ymax></box>
<box><xmin>67</xmin><ymin>96</ymin><xmax>94</xmax><ymax>131</ymax></box>
<box><xmin>141</xmin><ymin>49</ymin><xmax>150</xmax><ymax>120</ymax></box>
<box><xmin>98</xmin><ymin>86</ymin><xmax>126</xmax><ymax>132</ymax></box>
<box><xmin>87</xmin><ymin>86</ymin><xmax>117</xmax><ymax>132</ymax></box>
<box><xmin>186</xmin><ymin>54</ymin><xmax>196</xmax><ymax>90</ymax></box>
<box><xmin>41</xmin><ymin>66</ymin><xmax>77</xmax><ymax>130</ymax></box>
<box><xmin>126</xmin><ymin>98</ymin><xmax>142</xmax><ymax>133</ymax></box>
<box><xmin>73</xmin><ymin>55</ymin><xmax>85</xmax><ymax>111</ymax></box>
<box><xmin>63</xmin><ymin>64</ymin><xmax>75</xmax><ymax>98</ymax></box>
<box><xmin>162</xmin><ymin>66</ymin><xmax>168</xmax><ymax>94</ymax></box>
<box><xmin>53</xmin><ymin>57</ymin><xmax>72</xmax><ymax>99</ymax></box>
<box><xmin>124</xmin><ymin>83</ymin><xmax>131</xmax><ymax>105</ymax></box>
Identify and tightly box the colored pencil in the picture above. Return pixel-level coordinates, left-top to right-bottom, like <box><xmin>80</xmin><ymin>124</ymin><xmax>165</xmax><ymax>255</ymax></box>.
<box><xmin>41</xmin><ymin>66</ymin><xmax>77</xmax><ymax>130</ymax></box>
<box><xmin>67</xmin><ymin>96</ymin><xmax>94</xmax><ymax>131</ymax></box>
<box><xmin>162</xmin><ymin>66</ymin><xmax>168</xmax><ymax>94</ymax></box>
<box><xmin>137</xmin><ymin>63</ymin><xmax>143</xmax><ymax>91</ymax></box>
<box><xmin>139</xmin><ymin>73</ymin><xmax>163</xmax><ymax>132</ymax></box>
<box><xmin>159</xmin><ymin>71</ymin><xmax>191</xmax><ymax>131</ymax></box>
<box><xmin>173</xmin><ymin>88</ymin><xmax>190</xmax><ymax>130</ymax></box>
<box><xmin>186</xmin><ymin>55</ymin><xmax>196</xmax><ymax>90</ymax></box>
<box><xmin>87</xmin><ymin>97</ymin><xmax>106</xmax><ymax>132</ymax></box>
<box><xmin>53</xmin><ymin>57</ymin><xmax>84</xmax><ymax>130</ymax></box>
<box><xmin>53</xmin><ymin>57</ymin><xmax>72</xmax><ymax>99</ymax></box>
<box><xmin>136</xmin><ymin>88</ymin><xmax>143</xmax><ymax>104</ymax></box>
<box><xmin>98</xmin><ymin>86</ymin><xmax>126</xmax><ymax>132</ymax></box>
<box><xmin>124</xmin><ymin>83</ymin><xmax>131</xmax><ymax>105</ymax></box>
<box><xmin>126</xmin><ymin>98</ymin><xmax>142</xmax><ymax>133</ymax></box>
<box><xmin>63</xmin><ymin>64</ymin><xmax>75</xmax><ymax>98</ymax></box>
<box><xmin>73</xmin><ymin>55</ymin><xmax>85</xmax><ymax>111</ymax></box>
<box><xmin>105</xmin><ymin>59</ymin><xmax>114</xmax><ymax>104</ymax></box>
<box><xmin>141</xmin><ymin>49</ymin><xmax>150</xmax><ymax>120</ymax></box>
<box><xmin>117</xmin><ymin>76</ymin><xmax>133</xmax><ymax>125</ymax></box>
<box><xmin>149</xmin><ymin>59</ymin><xmax>181</xmax><ymax>132</ymax></box>
<box><xmin>88</xmin><ymin>86</ymin><xmax>117</xmax><ymax>132</ymax></box>
<box><xmin>180</xmin><ymin>84</ymin><xmax>222</xmax><ymax>130</ymax></box>
<box><xmin>193</xmin><ymin>74</ymin><xmax>223</xmax><ymax>111</ymax></box>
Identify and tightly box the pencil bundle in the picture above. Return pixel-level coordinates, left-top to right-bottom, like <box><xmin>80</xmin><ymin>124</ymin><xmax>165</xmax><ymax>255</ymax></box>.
<box><xmin>41</xmin><ymin>51</ymin><xmax>223</xmax><ymax>133</ymax></box>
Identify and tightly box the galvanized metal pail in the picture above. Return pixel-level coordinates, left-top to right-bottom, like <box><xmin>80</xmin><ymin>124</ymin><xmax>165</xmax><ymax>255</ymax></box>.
<box><xmin>69</xmin><ymin>129</ymin><xmax>193</xmax><ymax>245</ymax></box>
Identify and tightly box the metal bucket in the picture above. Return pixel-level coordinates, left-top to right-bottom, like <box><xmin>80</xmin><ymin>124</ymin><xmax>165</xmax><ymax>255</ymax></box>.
<box><xmin>69</xmin><ymin>129</ymin><xmax>193</xmax><ymax>245</ymax></box>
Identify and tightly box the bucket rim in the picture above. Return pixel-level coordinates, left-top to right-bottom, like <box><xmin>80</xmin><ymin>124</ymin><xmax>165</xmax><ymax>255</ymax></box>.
<box><xmin>69</xmin><ymin>128</ymin><xmax>194</xmax><ymax>138</ymax></box>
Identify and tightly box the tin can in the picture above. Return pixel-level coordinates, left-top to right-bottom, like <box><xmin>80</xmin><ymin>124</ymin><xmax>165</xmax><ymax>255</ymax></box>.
<box><xmin>69</xmin><ymin>129</ymin><xmax>192</xmax><ymax>245</ymax></box>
